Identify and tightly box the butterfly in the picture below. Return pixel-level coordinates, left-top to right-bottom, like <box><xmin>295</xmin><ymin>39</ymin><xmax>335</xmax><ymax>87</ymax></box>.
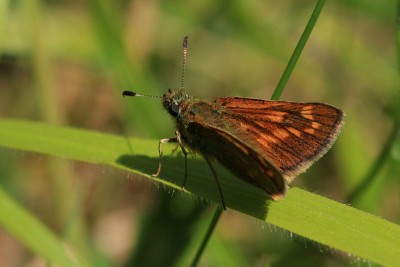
<box><xmin>123</xmin><ymin>37</ymin><xmax>344</xmax><ymax>210</ymax></box>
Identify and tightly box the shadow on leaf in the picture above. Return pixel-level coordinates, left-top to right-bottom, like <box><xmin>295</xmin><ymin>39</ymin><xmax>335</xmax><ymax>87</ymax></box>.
<box><xmin>116</xmin><ymin>153</ymin><xmax>272</xmax><ymax>219</ymax></box>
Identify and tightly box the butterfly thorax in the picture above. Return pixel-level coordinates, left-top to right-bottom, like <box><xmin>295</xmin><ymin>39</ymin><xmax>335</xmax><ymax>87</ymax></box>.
<box><xmin>162</xmin><ymin>89</ymin><xmax>225</xmax><ymax>148</ymax></box>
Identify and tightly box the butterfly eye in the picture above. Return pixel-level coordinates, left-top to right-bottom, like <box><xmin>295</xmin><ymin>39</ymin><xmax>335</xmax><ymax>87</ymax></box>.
<box><xmin>168</xmin><ymin>102</ymin><xmax>180</xmax><ymax>117</ymax></box>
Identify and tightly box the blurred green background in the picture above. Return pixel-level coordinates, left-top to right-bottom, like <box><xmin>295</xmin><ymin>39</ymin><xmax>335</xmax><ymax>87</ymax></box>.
<box><xmin>0</xmin><ymin>0</ymin><xmax>399</xmax><ymax>266</ymax></box>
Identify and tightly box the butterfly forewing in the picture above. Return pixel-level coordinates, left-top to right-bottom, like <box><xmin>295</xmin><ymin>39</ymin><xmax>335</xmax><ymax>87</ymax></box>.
<box><xmin>214</xmin><ymin>97</ymin><xmax>345</xmax><ymax>182</ymax></box>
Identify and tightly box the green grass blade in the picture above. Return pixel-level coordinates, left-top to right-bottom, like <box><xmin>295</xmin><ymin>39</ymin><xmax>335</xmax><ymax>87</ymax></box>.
<box><xmin>268</xmin><ymin>188</ymin><xmax>399</xmax><ymax>266</ymax></box>
<box><xmin>0</xmin><ymin>187</ymin><xmax>81</xmax><ymax>267</ymax></box>
<box><xmin>190</xmin><ymin>208</ymin><xmax>223</xmax><ymax>267</ymax></box>
<box><xmin>0</xmin><ymin>118</ymin><xmax>399</xmax><ymax>266</ymax></box>
<box><xmin>271</xmin><ymin>0</ymin><xmax>326</xmax><ymax>100</ymax></box>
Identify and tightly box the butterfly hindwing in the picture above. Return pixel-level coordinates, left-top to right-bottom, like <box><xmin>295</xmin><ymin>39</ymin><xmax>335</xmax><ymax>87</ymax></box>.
<box><xmin>215</xmin><ymin>97</ymin><xmax>345</xmax><ymax>181</ymax></box>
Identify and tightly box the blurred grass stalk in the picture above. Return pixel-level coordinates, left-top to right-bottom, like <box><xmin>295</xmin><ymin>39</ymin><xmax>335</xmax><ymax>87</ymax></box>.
<box><xmin>21</xmin><ymin>1</ymin><xmax>101</xmax><ymax>265</ymax></box>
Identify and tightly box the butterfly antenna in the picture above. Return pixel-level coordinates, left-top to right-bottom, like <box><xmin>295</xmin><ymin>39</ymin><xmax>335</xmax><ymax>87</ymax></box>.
<box><xmin>181</xmin><ymin>36</ymin><xmax>188</xmax><ymax>90</ymax></box>
<box><xmin>122</xmin><ymin>91</ymin><xmax>161</xmax><ymax>99</ymax></box>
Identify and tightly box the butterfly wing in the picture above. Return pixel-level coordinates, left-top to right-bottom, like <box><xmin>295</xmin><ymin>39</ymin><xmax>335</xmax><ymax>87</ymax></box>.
<box><xmin>214</xmin><ymin>97</ymin><xmax>345</xmax><ymax>182</ymax></box>
<box><xmin>185</xmin><ymin>120</ymin><xmax>287</xmax><ymax>200</ymax></box>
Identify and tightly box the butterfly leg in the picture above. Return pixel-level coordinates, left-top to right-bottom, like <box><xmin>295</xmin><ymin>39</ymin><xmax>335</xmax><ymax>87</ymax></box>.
<box><xmin>204</xmin><ymin>156</ymin><xmax>227</xmax><ymax>210</ymax></box>
<box><xmin>175</xmin><ymin>131</ymin><xmax>189</xmax><ymax>191</ymax></box>
<box><xmin>152</xmin><ymin>137</ymin><xmax>178</xmax><ymax>177</ymax></box>
<box><xmin>152</xmin><ymin>131</ymin><xmax>189</xmax><ymax>192</ymax></box>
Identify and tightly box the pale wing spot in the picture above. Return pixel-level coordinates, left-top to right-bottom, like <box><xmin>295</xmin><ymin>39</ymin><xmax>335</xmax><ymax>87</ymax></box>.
<box><xmin>254</xmin><ymin>129</ymin><xmax>289</xmax><ymax>152</ymax></box>
<box><xmin>254</xmin><ymin>133</ymin><xmax>278</xmax><ymax>150</ymax></box>
<box><xmin>301</xmin><ymin>105</ymin><xmax>316</xmax><ymax>120</ymax></box>
<box><xmin>256</xmin><ymin>136</ymin><xmax>273</xmax><ymax>149</ymax></box>
<box><xmin>287</xmin><ymin>127</ymin><xmax>302</xmax><ymax>137</ymax></box>
<box><xmin>301</xmin><ymin>105</ymin><xmax>315</xmax><ymax>113</ymax></box>
<box><xmin>304</xmin><ymin>128</ymin><xmax>315</xmax><ymax>135</ymax></box>
<box><xmin>265</xmin><ymin>111</ymin><xmax>286</xmax><ymax>122</ymax></box>
<box><xmin>272</xmin><ymin>128</ymin><xmax>290</xmax><ymax>139</ymax></box>
<box><xmin>302</xmin><ymin>114</ymin><xmax>314</xmax><ymax>120</ymax></box>
<box><xmin>311</xmin><ymin>121</ymin><xmax>321</xmax><ymax>129</ymax></box>
<box><xmin>239</xmin><ymin>122</ymin><xmax>273</xmax><ymax>150</ymax></box>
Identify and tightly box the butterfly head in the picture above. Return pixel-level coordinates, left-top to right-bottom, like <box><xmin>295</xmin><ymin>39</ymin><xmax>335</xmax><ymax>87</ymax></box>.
<box><xmin>162</xmin><ymin>89</ymin><xmax>190</xmax><ymax>117</ymax></box>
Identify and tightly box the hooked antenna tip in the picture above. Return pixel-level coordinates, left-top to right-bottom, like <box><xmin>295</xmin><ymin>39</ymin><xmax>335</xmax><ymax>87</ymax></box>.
<box><xmin>183</xmin><ymin>36</ymin><xmax>189</xmax><ymax>48</ymax></box>
<box><xmin>122</xmin><ymin>90</ymin><xmax>161</xmax><ymax>99</ymax></box>
<box><xmin>122</xmin><ymin>91</ymin><xmax>139</xmax><ymax>97</ymax></box>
